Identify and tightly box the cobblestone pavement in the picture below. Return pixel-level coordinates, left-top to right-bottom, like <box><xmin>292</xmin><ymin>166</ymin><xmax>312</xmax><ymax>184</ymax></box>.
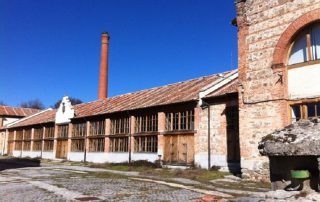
<box><xmin>0</xmin><ymin>159</ymin><xmax>203</xmax><ymax>202</ymax></box>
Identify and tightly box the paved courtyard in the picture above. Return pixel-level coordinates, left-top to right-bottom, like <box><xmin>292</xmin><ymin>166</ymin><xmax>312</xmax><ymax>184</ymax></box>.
<box><xmin>0</xmin><ymin>158</ymin><xmax>205</xmax><ymax>202</ymax></box>
<box><xmin>1</xmin><ymin>157</ymin><xmax>319</xmax><ymax>202</ymax></box>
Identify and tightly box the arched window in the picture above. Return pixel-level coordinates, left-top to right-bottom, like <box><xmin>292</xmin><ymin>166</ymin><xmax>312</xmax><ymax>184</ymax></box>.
<box><xmin>288</xmin><ymin>23</ymin><xmax>320</xmax><ymax>65</ymax></box>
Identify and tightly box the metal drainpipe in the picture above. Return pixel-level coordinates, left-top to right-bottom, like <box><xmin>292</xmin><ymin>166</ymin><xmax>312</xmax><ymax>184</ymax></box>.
<box><xmin>128</xmin><ymin>111</ymin><xmax>132</xmax><ymax>164</ymax></box>
<box><xmin>83</xmin><ymin>118</ymin><xmax>88</xmax><ymax>163</ymax></box>
<box><xmin>207</xmin><ymin>105</ymin><xmax>211</xmax><ymax>170</ymax></box>
<box><xmin>201</xmin><ymin>100</ymin><xmax>211</xmax><ymax>170</ymax></box>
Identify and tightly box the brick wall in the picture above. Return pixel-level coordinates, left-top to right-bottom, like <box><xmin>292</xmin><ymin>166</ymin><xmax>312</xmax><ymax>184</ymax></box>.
<box><xmin>195</xmin><ymin>96</ymin><xmax>238</xmax><ymax>170</ymax></box>
<box><xmin>236</xmin><ymin>0</ymin><xmax>320</xmax><ymax>180</ymax></box>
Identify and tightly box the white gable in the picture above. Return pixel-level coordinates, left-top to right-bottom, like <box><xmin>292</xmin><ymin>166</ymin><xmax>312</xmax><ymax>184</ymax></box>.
<box><xmin>55</xmin><ymin>96</ymin><xmax>74</xmax><ymax>124</ymax></box>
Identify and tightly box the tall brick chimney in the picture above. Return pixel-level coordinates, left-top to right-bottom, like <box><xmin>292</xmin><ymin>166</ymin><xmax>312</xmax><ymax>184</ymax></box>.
<box><xmin>98</xmin><ymin>32</ymin><xmax>110</xmax><ymax>99</ymax></box>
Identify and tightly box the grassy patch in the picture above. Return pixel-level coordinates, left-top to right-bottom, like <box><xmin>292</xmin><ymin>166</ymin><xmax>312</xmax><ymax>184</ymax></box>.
<box><xmin>143</xmin><ymin>168</ymin><xmax>229</xmax><ymax>183</ymax></box>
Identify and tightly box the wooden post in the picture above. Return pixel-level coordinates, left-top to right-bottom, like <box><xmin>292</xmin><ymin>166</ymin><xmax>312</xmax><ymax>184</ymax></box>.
<box><xmin>31</xmin><ymin>128</ymin><xmax>34</xmax><ymax>152</ymax></box>
<box><xmin>13</xmin><ymin>130</ymin><xmax>16</xmax><ymax>152</ymax></box>
<box><xmin>41</xmin><ymin>126</ymin><xmax>45</xmax><ymax>158</ymax></box>
<box><xmin>129</xmin><ymin>116</ymin><xmax>135</xmax><ymax>162</ymax></box>
<box><xmin>53</xmin><ymin>125</ymin><xmax>58</xmax><ymax>158</ymax></box>
<box><xmin>158</xmin><ymin>112</ymin><xmax>165</xmax><ymax>159</ymax></box>
<box><xmin>105</xmin><ymin>118</ymin><xmax>111</xmax><ymax>153</ymax></box>
<box><xmin>84</xmin><ymin>121</ymin><xmax>90</xmax><ymax>162</ymax></box>
<box><xmin>67</xmin><ymin>123</ymin><xmax>73</xmax><ymax>159</ymax></box>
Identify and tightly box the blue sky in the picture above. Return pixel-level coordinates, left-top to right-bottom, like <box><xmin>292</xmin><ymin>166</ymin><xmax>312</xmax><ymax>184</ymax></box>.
<box><xmin>0</xmin><ymin>0</ymin><xmax>237</xmax><ymax>107</ymax></box>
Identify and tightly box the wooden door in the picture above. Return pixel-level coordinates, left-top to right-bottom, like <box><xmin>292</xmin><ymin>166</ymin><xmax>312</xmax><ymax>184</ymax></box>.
<box><xmin>163</xmin><ymin>134</ymin><xmax>194</xmax><ymax>165</ymax></box>
<box><xmin>56</xmin><ymin>140</ymin><xmax>68</xmax><ymax>159</ymax></box>
<box><xmin>8</xmin><ymin>142</ymin><xmax>13</xmax><ymax>156</ymax></box>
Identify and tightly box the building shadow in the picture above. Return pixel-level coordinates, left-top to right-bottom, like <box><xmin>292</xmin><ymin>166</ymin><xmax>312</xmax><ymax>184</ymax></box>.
<box><xmin>0</xmin><ymin>157</ymin><xmax>41</xmax><ymax>171</ymax></box>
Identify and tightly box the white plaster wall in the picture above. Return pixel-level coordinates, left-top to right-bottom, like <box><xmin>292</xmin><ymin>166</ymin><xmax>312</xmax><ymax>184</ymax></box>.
<box><xmin>131</xmin><ymin>153</ymin><xmax>158</xmax><ymax>162</ymax></box>
<box><xmin>21</xmin><ymin>151</ymin><xmax>41</xmax><ymax>158</ymax></box>
<box><xmin>68</xmin><ymin>152</ymin><xmax>85</xmax><ymax>162</ymax></box>
<box><xmin>13</xmin><ymin>150</ymin><xmax>22</xmax><ymax>157</ymax></box>
<box><xmin>86</xmin><ymin>152</ymin><xmax>109</xmax><ymax>163</ymax></box>
<box><xmin>106</xmin><ymin>153</ymin><xmax>129</xmax><ymax>163</ymax></box>
<box><xmin>288</xmin><ymin>64</ymin><xmax>320</xmax><ymax>99</ymax></box>
<box><xmin>195</xmin><ymin>153</ymin><xmax>229</xmax><ymax>170</ymax></box>
<box><xmin>55</xmin><ymin>96</ymin><xmax>74</xmax><ymax>124</ymax></box>
<box><xmin>3</xmin><ymin>117</ymin><xmax>20</xmax><ymax>126</ymax></box>
<box><xmin>42</xmin><ymin>152</ymin><xmax>55</xmax><ymax>160</ymax></box>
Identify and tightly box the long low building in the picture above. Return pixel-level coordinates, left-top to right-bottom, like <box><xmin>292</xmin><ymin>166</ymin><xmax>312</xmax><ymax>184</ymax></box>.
<box><xmin>0</xmin><ymin>70</ymin><xmax>239</xmax><ymax>171</ymax></box>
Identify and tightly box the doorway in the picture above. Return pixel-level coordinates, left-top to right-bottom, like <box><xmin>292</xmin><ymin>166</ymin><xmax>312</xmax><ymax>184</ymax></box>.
<box><xmin>56</xmin><ymin>140</ymin><xmax>68</xmax><ymax>159</ymax></box>
<box><xmin>163</xmin><ymin>134</ymin><xmax>194</xmax><ymax>165</ymax></box>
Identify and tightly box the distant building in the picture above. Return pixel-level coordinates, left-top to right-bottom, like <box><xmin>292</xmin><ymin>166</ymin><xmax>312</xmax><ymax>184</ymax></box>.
<box><xmin>0</xmin><ymin>106</ymin><xmax>40</xmax><ymax>155</ymax></box>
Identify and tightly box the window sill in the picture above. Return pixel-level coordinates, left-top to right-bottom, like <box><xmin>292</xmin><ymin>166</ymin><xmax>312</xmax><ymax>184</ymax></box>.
<box><xmin>161</xmin><ymin>130</ymin><xmax>197</xmax><ymax>135</ymax></box>
<box><xmin>287</xmin><ymin>59</ymin><xmax>320</xmax><ymax>70</ymax></box>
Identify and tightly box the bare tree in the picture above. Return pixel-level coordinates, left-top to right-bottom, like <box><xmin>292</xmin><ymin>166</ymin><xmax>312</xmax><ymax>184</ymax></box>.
<box><xmin>52</xmin><ymin>97</ymin><xmax>83</xmax><ymax>109</ymax></box>
<box><xmin>19</xmin><ymin>99</ymin><xmax>45</xmax><ymax>110</ymax></box>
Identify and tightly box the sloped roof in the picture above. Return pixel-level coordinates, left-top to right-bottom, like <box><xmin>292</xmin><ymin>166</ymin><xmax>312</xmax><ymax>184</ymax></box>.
<box><xmin>0</xmin><ymin>105</ymin><xmax>40</xmax><ymax>117</ymax></box>
<box><xmin>5</xmin><ymin>109</ymin><xmax>56</xmax><ymax>129</ymax></box>
<box><xmin>204</xmin><ymin>79</ymin><xmax>238</xmax><ymax>98</ymax></box>
<box><xmin>5</xmin><ymin>70</ymin><xmax>238</xmax><ymax>129</ymax></box>
<box><xmin>73</xmin><ymin>70</ymin><xmax>236</xmax><ymax>118</ymax></box>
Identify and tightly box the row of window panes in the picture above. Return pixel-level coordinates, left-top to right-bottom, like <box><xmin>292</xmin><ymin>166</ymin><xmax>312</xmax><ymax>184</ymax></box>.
<box><xmin>16</xmin><ymin>130</ymin><xmax>23</xmax><ymax>140</ymax></box>
<box><xmin>135</xmin><ymin>114</ymin><xmax>158</xmax><ymax>133</ymax></box>
<box><xmin>89</xmin><ymin>138</ymin><xmax>104</xmax><ymax>152</ymax></box>
<box><xmin>134</xmin><ymin>136</ymin><xmax>157</xmax><ymax>153</ymax></box>
<box><xmin>109</xmin><ymin>137</ymin><xmax>128</xmax><ymax>152</ymax></box>
<box><xmin>165</xmin><ymin>110</ymin><xmax>194</xmax><ymax>131</ymax></box>
<box><xmin>44</xmin><ymin>140</ymin><xmax>54</xmax><ymax>151</ymax></box>
<box><xmin>22</xmin><ymin>141</ymin><xmax>31</xmax><ymax>151</ymax></box>
<box><xmin>15</xmin><ymin>141</ymin><xmax>22</xmax><ymax>150</ymax></box>
<box><xmin>33</xmin><ymin>141</ymin><xmax>42</xmax><ymax>151</ymax></box>
<box><xmin>291</xmin><ymin>102</ymin><xmax>320</xmax><ymax>122</ymax></box>
<box><xmin>45</xmin><ymin>127</ymin><xmax>55</xmax><ymax>138</ymax></box>
<box><xmin>8</xmin><ymin>131</ymin><xmax>14</xmax><ymax>141</ymax></box>
<box><xmin>110</xmin><ymin>118</ymin><xmax>130</xmax><ymax>135</ymax></box>
<box><xmin>72</xmin><ymin>123</ymin><xmax>87</xmax><ymax>137</ymax></box>
<box><xmin>89</xmin><ymin>121</ymin><xmax>105</xmax><ymax>136</ymax></box>
<box><xmin>57</xmin><ymin>125</ymin><xmax>69</xmax><ymax>138</ymax></box>
<box><xmin>34</xmin><ymin>128</ymin><xmax>43</xmax><ymax>139</ymax></box>
<box><xmin>23</xmin><ymin>129</ymin><xmax>32</xmax><ymax>140</ymax></box>
<box><xmin>71</xmin><ymin>139</ymin><xmax>85</xmax><ymax>152</ymax></box>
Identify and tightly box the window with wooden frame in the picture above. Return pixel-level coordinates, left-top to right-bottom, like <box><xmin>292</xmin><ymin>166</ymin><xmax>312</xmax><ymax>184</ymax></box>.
<box><xmin>33</xmin><ymin>141</ymin><xmax>42</xmax><ymax>151</ymax></box>
<box><xmin>288</xmin><ymin>23</ymin><xmax>320</xmax><ymax>66</ymax></box>
<box><xmin>109</xmin><ymin>137</ymin><xmax>128</xmax><ymax>152</ymax></box>
<box><xmin>89</xmin><ymin>120</ymin><xmax>105</xmax><ymax>136</ymax></box>
<box><xmin>57</xmin><ymin>124</ymin><xmax>69</xmax><ymax>138</ymax></box>
<box><xmin>23</xmin><ymin>141</ymin><xmax>31</xmax><ymax>151</ymax></box>
<box><xmin>8</xmin><ymin>130</ymin><xmax>14</xmax><ymax>141</ymax></box>
<box><xmin>165</xmin><ymin>109</ymin><xmax>194</xmax><ymax>131</ymax></box>
<box><xmin>43</xmin><ymin>140</ymin><xmax>54</xmax><ymax>151</ymax></box>
<box><xmin>33</xmin><ymin>127</ymin><xmax>43</xmax><ymax>140</ymax></box>
<box><xmin>134</xmin><ymin>135</ymin><xmax>157</xmax><ymax>153</ymax></box>
<box><xmin>110</xmin><ymin>117</ymin><xmax>130</xmax><ymax>135</ymax></box>
<box><xmin>23</xmin><ymin>129</ymin><xmax>32</xmax><ymax>140</ymax></box>
<box><xmin>15</xmin><ymin>141</ymin><xmax>22</xmax><ymax>150</ymax></box>
<box><xmin>135</xmin><ymin>114</ymin><xmax>158</xmax><ymax>133</ymax></box>
<box><xmin>72</xmin><ymin>122</ymin><xmax>87</xmax><ymax>137</ymax></box>
<box><xmin>71</xmin><ymin>139</ymin><xmax>85</xmax><ymax>152</ymax></box>
<box><xmin>15</xmin><ymin>130</ymin><xmax>23</xmax><ymax>140</ymax></box>
<box><xmin>291</xmin><ymin>102</ymin><xmax>320</xmax><ymax>122</ymax></box>
<box><xmin>89</xmin><ymin>138</ymin><xmax>104</xmax><ymax>152</ymax></box>
<box><xmin>44</xmin><ymin>126</ymin><xmax>55</xmax><ymax>138</ymax></box>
